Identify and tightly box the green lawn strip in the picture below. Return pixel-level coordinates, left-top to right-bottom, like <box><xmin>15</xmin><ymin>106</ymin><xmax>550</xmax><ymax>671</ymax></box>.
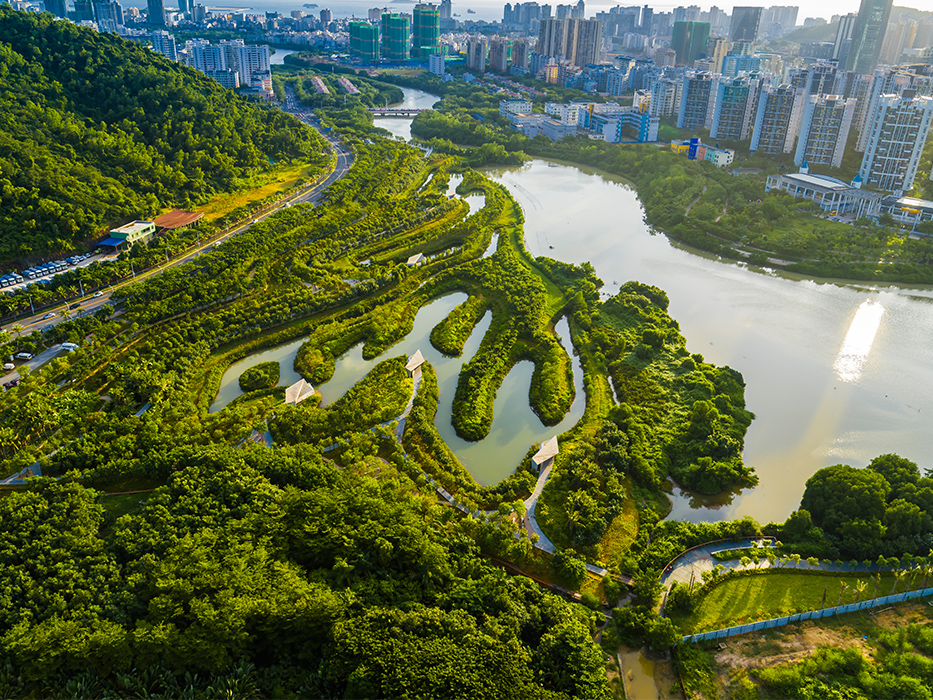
<box><xmin>674</xmin><ymin>570</ymin><xmax>927</xmax><ymax>634</ymax></box>
<box><xmin>99</xmin><ymin>492</ymin><xmax>150</xmax><ymax>520</ymax></box>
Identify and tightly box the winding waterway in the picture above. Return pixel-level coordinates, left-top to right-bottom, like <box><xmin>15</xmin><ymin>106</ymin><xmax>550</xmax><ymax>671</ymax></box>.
<box><xmin>219</xmin><ymin>86</ymin><xmax>933</xmax><ymax>523</ymax></box>
<box><xmin>392</xmin><ymin>88</ymin><xmax>933</xmax><ymax>522</ymax></box>
<box><xmin>211</xmin><ymin>289</ymin><xmax>583</xmax><ymax>486</ymax></box>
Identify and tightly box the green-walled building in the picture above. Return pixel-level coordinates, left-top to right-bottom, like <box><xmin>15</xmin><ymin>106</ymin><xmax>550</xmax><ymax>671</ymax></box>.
<box><xmin>411</xmin><ymin>4</ymin><xmax>440</xmax><ymax>58</ymax></box>
<box><xmin>349</xmin><ymin>21</ymin><xmax>380</xmax><ymax>62</ymax></box>
<box><xmin>671</xmin><ymin>20</ymin><xmax>710</xmax><ymax>66</ymax></box>
<box><xmin>381</xmin><ymin>12</ymin><xmax>411</xmax><ymax>61</ymax></box>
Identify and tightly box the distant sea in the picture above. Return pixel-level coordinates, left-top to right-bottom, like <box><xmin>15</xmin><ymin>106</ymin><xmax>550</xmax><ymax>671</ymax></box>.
<box><xmin>156</xmin><ymin>0</ymin><xmax>861</xmax><ymax>28</ymax></box>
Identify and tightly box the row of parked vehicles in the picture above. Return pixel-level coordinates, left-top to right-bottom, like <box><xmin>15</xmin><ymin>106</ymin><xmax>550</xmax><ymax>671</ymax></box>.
<box><xmin>0</xmin><ymin>251</ymin><xmax>98</xmax><ymax>289</ymax></box>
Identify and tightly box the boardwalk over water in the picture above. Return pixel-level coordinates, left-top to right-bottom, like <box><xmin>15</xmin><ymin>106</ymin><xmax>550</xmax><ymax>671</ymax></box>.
<box><xmin>370</xmin><ymin>108</ymin><xmax>429</xmax><ymax>117</ymax></box>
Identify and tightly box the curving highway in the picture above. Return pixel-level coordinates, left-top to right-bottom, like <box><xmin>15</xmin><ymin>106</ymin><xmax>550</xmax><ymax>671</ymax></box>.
<box><xmin>1</xmin><ymin>106</ymin><xmax>353</xmax><ymax>383</ymax></box>
<box><xmin>2</xmin><ymin>109</ymin><xmax>353</xmax><ymax>339</ymax></box>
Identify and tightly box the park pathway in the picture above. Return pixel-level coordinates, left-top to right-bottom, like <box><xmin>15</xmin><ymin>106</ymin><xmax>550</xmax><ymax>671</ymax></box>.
<box><xmin>660</xmin><ymin>538</ymin><xmax>898</xmax><ymax>594</ymax></box>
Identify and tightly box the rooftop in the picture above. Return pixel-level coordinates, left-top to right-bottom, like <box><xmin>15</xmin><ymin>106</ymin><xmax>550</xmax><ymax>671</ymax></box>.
<box><xmin>111</xmin><ymin>220</ymin><xmax>154</xmax><ymax>235</ymax></box>
<box><xmin>883</xmin><ymin>195</ymin><xmax>933</xmax><ymax>213</ymax></box>
<box><xmin>532</xmin><ymin>436</ymin><xmax>559</xmax><ymax>466</ymax></box>
<box><xmin>405</xmin><ymin>349</ymin><xmax>425</xmax><ymax>373</ymax></box>
<box><xmin>284</xmin><ymin>378</ymin><xmax>315</xmax><ymax>405</ymax></box>
<box><xmin>154</xmin><ymin>210</ymin><xmax>204</xmax><ymax>230</ymax></box>
<box><xmin>781</xmin><ymin>172</ymin><xmax>852</xmax><ymax>191</ymax></box>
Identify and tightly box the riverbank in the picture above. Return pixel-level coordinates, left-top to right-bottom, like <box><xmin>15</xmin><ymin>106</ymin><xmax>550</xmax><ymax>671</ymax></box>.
<box><xmin>393</xmin><ymin>71</ymin><xmax>933</xmax><ymax>287</ymax></box>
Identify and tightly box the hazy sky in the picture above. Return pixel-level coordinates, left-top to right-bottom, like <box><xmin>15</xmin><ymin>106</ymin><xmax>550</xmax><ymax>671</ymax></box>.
<box><xmin>589</xmin><ymin>1</ymin><xmax>867</xmax><ymax>22</ymax></box>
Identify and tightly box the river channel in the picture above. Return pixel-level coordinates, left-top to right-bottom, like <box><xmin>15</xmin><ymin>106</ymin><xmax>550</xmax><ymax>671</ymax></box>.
<box><xmin>383</xmin><ymin>87</ymin><xmax>933</xmax><ymax>522</ymax></box>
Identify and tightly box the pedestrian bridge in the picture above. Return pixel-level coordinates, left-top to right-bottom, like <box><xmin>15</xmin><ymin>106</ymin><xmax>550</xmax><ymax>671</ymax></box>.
<box><xmin>369</xmin><ymin>108</ymin><xmax>429</xmax><ymax>116</ymax></box>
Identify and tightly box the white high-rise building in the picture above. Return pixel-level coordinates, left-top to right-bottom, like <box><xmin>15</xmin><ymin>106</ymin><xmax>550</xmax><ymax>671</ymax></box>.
<box><xmin>794</xmin><ymin>94</ymin><xmax>857</xmax><ymax>169</ymax></box>
<box><xmin>650</xmin><ymin>78</ymin><xmax>680</xmax><ymax>117</ymax></box>
<box><xmin>750</xmin><ymin>84</ymin><xmax>805</xmax><ymax>155</ymax></box>
<box><xmin>190</xmin><ymin>42</ymin><xmax>225</xmax><ymax>72</ymax></box>
<box><xmin>150</xmin><ymin>29</ymin><xmax>177</xmax><ymax>60</ymax></box>
<box><xmin>856</xmin><ymin>68</ymin><xmax>933</xmax><ymax>151</ymax></box>
<box><xmin>235</xmin><ymin>44</ymin><xmax>271</xmax><ymax>79</ymax></box>
<box><xmin>429</xmin><ymin>53</ymin><xmax>445</xmax><ymax>75</ymax></box>
<box><xmin>859</xmin><ymin>91</ymin><xmax>933</xmax><ymax>193</ymax></box>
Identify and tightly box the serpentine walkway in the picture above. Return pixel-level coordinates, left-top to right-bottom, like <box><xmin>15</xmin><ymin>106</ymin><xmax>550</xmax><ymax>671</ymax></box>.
<box><xmin>306</xmin><ymin>366</ymin><xmax>616</xmax><ymax>581</ymax></box>
<box><xmin>660</xmin><ymin>538</ymin><xmax>899</xmax><ymax>594</ymax></box>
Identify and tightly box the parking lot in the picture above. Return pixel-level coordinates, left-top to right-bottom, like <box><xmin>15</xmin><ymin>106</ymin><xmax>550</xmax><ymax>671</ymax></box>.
<box><xmin>0</xmin><ymin>250</ymin><xmax>117</xmax><ymax>293</ymax></box>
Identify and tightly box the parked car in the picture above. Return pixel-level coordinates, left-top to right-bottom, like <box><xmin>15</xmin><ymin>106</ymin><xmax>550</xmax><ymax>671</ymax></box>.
<box><xmin>61</xmin><ymin>342</ymin><xmax>79</xmax><ymax>352</ymax></box>
<box><xmin>2</xmin><ymin>363</ymin><xmax>14</xmax><ymax>371</ymax></box>
<box><xmin>14</xmin><ymin>352</ymin><xmax>33</xmax><ymax>360</ymax></box>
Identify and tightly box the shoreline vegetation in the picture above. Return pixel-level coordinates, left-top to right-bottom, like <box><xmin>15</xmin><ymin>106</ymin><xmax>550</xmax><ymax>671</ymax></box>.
<box><xmin>380</xmin><ymin>70</ymin><xmax>933</xmax><ymax>288</ymax></box>
<box><xmin>3</xmin><ymin>19</ymin><xmax>933</xmax><ymax>695</ymax></box>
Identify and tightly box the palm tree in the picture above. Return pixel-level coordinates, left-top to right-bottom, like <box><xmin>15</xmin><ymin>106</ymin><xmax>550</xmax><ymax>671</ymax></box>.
<box><xmin>854</xmin><ymin>580</ymin><xmax>868</xmax><ymax>608</ymax></box>
<box><xmin>836</xmin><ymin>583</ymin><xmax>848</xmax><ymax>610</ymax></box>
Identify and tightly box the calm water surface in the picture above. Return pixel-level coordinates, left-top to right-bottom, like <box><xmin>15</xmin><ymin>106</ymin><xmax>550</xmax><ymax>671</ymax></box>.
<box><xmin>487</xmin><ymin>159</ymin><xmax>933</xmax><ymax>523</ymax></box>
<box><xmin>221</xmin><ymin>87</ymin><xmax>933</xmax><ymax>522</ymax></box>
<box><xmin>270</xmin><ymin>48</ymin><xmax>298</xmax><ymax>64</ymax></box>
<box><xmin>374</xmin><ymin>87</ymin><xmax>440</xmax><ymax>141</ymax></box>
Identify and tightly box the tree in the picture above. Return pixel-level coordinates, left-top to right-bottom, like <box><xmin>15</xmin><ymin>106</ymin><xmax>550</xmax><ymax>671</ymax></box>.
<box><xmin>550</xmin><ymin>549</ymin><xmax>588</xmax><ymax>589</ymax></box>
<box><xmin>854</xmin><ymin>580</ymin><xmax>867</xmax><ymax>608</ymax></box>
<box><xmin>867</xmin><ymin>453</ymin><xmax>920</xmax><ymax>493</ymax></box>
<box><xmin>801</xmin><ymin>464</ymin><xmax>890</xmax><ymax>536</ymax></box>
<box><xmin>783</xmin><ymin>509</ymin><xmax>813</xmax><ymax>541</ymax></box>
<box><xmin>645</xmin><ymin>616</ymin><xmax>679</xmax><ymax>651</ymax></box>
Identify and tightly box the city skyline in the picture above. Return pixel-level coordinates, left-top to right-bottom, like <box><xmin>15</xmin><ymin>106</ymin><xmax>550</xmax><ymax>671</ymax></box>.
<box><xmin>112</xmin><ymin>0</ymin><xmax>877</xmax><ymax>25</ymax></box>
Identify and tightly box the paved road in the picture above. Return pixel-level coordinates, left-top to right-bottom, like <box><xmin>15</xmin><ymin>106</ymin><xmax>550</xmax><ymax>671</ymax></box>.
<box><xmin>0</xmin><ymin>343</ymin><xmax>64</xmax><ymax>385</ymax></box>
<box><xmin>2</xmin><ymin>111</ymin><xmax>353</xmax><ymax>338</ymax></box>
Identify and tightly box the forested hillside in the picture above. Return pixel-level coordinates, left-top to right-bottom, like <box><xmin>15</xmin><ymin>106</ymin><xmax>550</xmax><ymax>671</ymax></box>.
<box><xmin>0</xmin><ymin>7</ymin><xmax>327</xmax><ymax>262</ymax></box>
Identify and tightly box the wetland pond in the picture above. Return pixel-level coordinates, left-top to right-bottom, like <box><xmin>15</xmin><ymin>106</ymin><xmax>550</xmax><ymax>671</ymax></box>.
<box><xmin>220</xmin><ymin>87</ymin><xmax>933</xmax><ymax>522</ymax></box>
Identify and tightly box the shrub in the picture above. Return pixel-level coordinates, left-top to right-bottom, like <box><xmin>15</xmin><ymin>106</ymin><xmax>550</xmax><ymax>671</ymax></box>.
<box><xmin>238</xmin><ymin>362</ymin><xmax>280</xmax><ymax>392</ymax></box>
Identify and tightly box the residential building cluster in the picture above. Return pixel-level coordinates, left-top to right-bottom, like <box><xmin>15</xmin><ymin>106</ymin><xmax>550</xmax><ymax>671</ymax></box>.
<box><xmin>149</xmin><ymin>34</ymin><xmax>273</xmax><ymax>97</ymax></box>
<box><xmin>500</xmin><ymin>97</ymin><xmax>659</xmax><ymax>143</ymax></box>
<box><xmin>9</xmin><ymin>0</ymin><xmax>933</xmax><ymax>199</ymax></box>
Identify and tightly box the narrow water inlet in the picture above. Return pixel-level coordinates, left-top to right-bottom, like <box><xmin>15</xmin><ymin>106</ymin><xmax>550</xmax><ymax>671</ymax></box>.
<box><xmin>617</xmin><ymin>649</ymin><xmax>660</xmax><ymax>700</ymax></box>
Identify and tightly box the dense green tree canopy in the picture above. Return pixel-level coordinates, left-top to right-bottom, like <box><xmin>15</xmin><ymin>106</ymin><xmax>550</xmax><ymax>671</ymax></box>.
<box><xmin>0</xmin><ymin>7</ymin><xmax>326</xmax><ymax>262</ymax></box>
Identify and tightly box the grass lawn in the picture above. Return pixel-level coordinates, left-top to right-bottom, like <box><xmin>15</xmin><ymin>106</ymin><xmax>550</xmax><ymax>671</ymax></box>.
<box><xmin>376</xmin><ymin>68</ymin><xmax>427</xmax><ymax>77</ymax></box>
<box><xmin>597</xmin><ymin>480</ymin><xmax>638</xmax><ymax>568</ymax></box>
<box><xmin>674</xmin><ymin>570</ymin><xmax>931</xmax><ymax>634</ymax></box>
<box><xmin>100</xmin><ymin>492</ymin><xmax>151</xmax><ymax>519</ymax></box>
<box><xmin>196</xmin><ymin>160</ymin><xmax>327</xmax><ymax>223</ymax></box>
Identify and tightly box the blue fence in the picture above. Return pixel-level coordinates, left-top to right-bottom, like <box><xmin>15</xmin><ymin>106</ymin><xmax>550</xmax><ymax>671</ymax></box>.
<box><xmin>683</xmin><ymin>586</ymin><xmax>933</xmax><ymax>643</ymax></box>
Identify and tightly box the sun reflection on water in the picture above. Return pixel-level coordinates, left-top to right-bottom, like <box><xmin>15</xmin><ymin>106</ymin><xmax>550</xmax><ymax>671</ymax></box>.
<box><xmin>833</xmin><ymin>300</ymin><xmax>885</xmax><ymax>383</ymax></box>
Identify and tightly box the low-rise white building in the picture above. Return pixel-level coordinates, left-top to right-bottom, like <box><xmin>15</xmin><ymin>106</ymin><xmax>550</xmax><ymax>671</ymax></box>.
<box><xmin>765</xmin><ymin>168</ymin><xmax>883</xmax><ymax>219</ymax></box>
<box><xmin>499</xmin><ymin>99</ymin><xmax>533</xmax><ymax>116</ymax></box>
